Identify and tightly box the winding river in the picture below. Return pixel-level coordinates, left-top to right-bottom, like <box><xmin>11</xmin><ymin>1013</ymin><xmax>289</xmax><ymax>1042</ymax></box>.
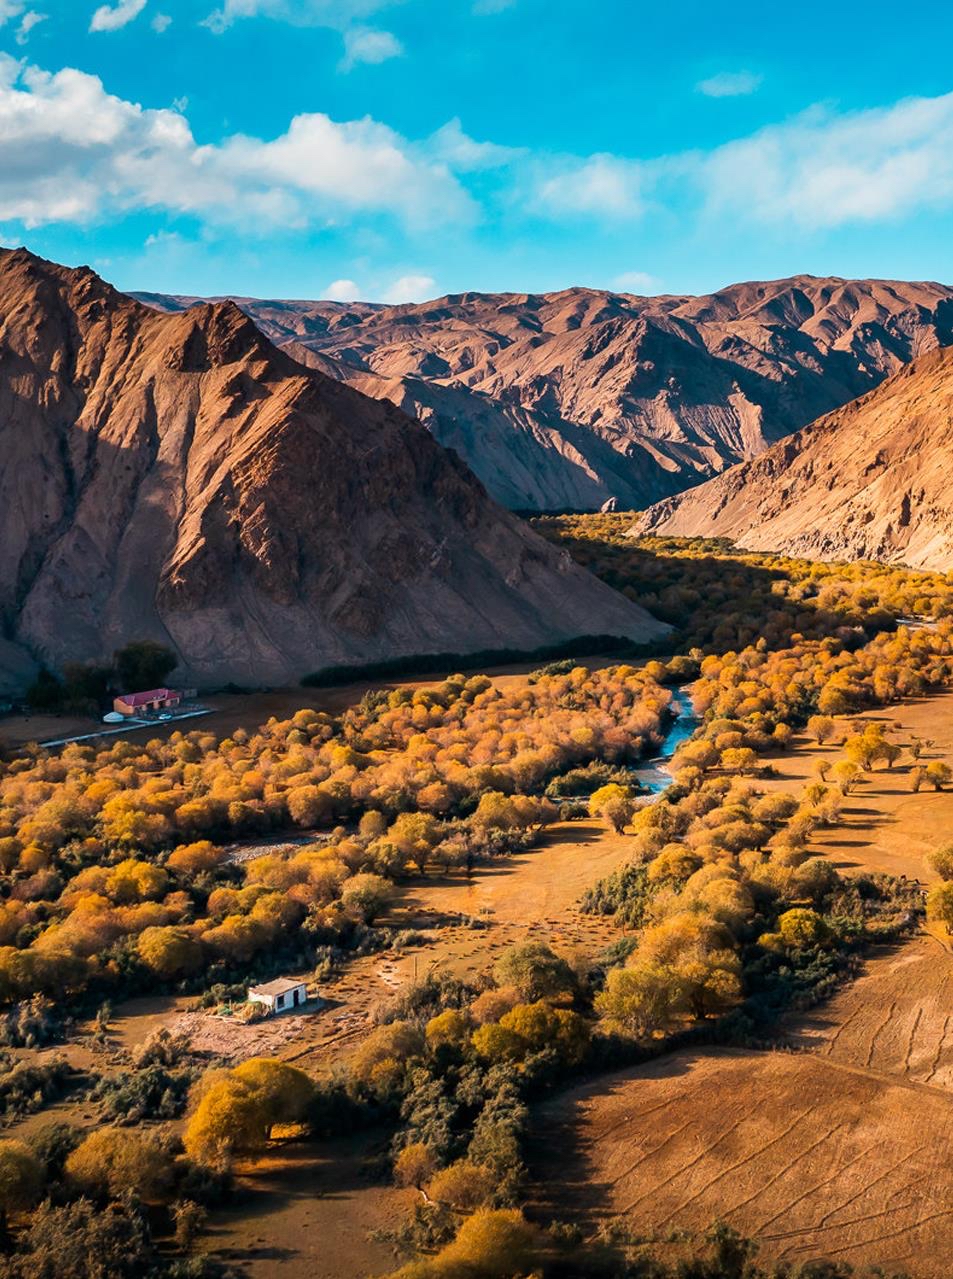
<box><xmin>630</xmin><ymin>687</ymin><xmax>699</xmax><ymax>795</ymax></box>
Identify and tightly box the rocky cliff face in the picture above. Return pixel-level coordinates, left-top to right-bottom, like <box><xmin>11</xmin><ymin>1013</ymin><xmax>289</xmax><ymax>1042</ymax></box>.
<box><xmin>0</xmin><ymin>249</ymin><xmax>665</xmax><ymax>691</ymax></box>
<box><xmin>136</xmin><ymin>277</ymin><xmax>953</xmax><ymax>512</ymax></box>
<box><xmin>631</xmin><ymin>345</ymin><xmax>953</xmax><ymax>571</ymax></box>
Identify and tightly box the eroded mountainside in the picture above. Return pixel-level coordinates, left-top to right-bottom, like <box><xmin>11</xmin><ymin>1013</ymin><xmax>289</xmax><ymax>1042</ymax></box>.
<box><xmin>0</xmin><ymin>249</ymin><xmax>665</xmax><ymax>690</ymax></box>
<box><xmin>631</xmin><ymin>345</ymin><xmax>953</xmax><ymax>571</ymax></box>
<box><xmin>136</xmin><ymin>277</ymin><xmax>953</xmax><ymax>511</ymax></box>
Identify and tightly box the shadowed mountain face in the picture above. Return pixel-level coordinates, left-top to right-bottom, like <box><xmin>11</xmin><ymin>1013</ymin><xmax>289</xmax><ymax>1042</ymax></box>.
<box><xmin>0</xmin><ymin>249</ymin><xmax>666</xmax><ymax>691</ymax></box>
<box><xmin>134</xmin><ymin>277</ymin><xmax>953</xmax><ymax>512</ymax></box>
<box><xmin>631</xmin><ymin>345</ymin><xmax>953</xmax><ymax>571</ymax></box>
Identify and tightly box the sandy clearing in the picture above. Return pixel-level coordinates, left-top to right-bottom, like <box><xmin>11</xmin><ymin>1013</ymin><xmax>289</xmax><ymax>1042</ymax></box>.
<box><xmin>191</xmin><ymin>1136</ymin><xmax>412</xmax><ymax>1278</ymax></box>
<box><xmin>789</xmin><ymin>933</ymin><xmax>953</xmax><ymax>1090</ymax></box>
<box><xmin>527</xmin><ymin>692</ymin><xmax>953</xmax><ymax>1276</ymax></box>
<box><xmin>532</xmin><ymin>1046</ymin><xmax>953</xmax><ymax>1277</ymax></box>
<box><xmin>757</xmin><ymin>692</ymin><xmax>953</xmax><ymax>883</ymax></box>
<box><xmin>278</xmin><ymin>819</ymin><xmax>629</xmax><ymax>1071</ymax></box>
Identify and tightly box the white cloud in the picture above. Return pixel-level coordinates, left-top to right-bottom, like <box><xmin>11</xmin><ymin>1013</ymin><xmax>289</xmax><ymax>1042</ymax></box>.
<box><xmin>381</xmin><ymin>273</ymin><xmax>436</xmax><ymax>303</ymax></box>
<box><xmin>203</xmin><ymin>0</ymin><xmax>395</xmax><ymax>34</ymax></box>
<box><xmin>144</xmin><ymin>229</ymin><xmax>182</xmax><ymax>248</ymax></box>
<box><xmin>219</xmin><ymin>113</ymin><xmax>470</xmax><ymax>225</ymax></box>
<box><xmin>339</xmin><ymin>25</ymin><xmax>403</xmax><ymax>71</ymax></box>
<box><xmin>151</xmin><ymin>12</ymin><xmax>171</xmax><ymax>31</ymax></box>
<box><xmin>15</xmin><ymin>10</ymin><xmax>45</xmax><ymax>42</ymax></box>
<box><xmin>697</xmin><ymin>70</ymin><xmax>762</xmax><ymax>98</ymax></box>
<box><xmin>703</xmin><ymin>92</ymin><xmax>953</xmax><ymax>229</ymax></box>
<box><xmin>0</xmin><ymin>54</ymin><xmax>470</xmax><ymax>230</ymax></box>
<box><xmin>613</xmin><ymin>270</ymin><xmax>659</xmax><ymax>294</ymax></box>
<box><xmin>429</xmin><ymin>117</ymin><xmax>521</xmax><ymax>172</ymax></box>
<box><xmin>90</xmin><ymin>0</ymin><xmax>147</xmax><ymax>32</ymax></box>
<box><xmin>324</xmin><ymin>277</ymin><xmax>360</xmax><ymax>301</ymax></box>
<box><xmin>526</xmin><ymin>90</ymin><xmax>953</xmax><ymax>234</ymax></box>
<box><xmin>535</xmin><ymin>154</ymin><xmax>647</xmax><ymax>219</ymax></box>
<box><xmin>0</xmin><ymin>1</ymin><xmax>24</xmax><ymax>25</ymax></box>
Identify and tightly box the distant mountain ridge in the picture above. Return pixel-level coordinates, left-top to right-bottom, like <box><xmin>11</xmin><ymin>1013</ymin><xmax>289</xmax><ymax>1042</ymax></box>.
<box><xmin>631</xmin><ymin>344</ymin><xmax>953</xmax><ymax>571</ymax></box>
<box><xmin>134</xmin><ymin>276</ymin><xmax>953</xmax><ymax>512</ymax></box>
<box><xmin>0</xmin><ymin>249</ymin><xmax>666</xmax><ymax>691</ymax></box>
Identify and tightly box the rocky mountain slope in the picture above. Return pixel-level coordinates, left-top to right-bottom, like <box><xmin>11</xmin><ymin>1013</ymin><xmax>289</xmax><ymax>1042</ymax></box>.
<box><xmin>631</xmin><ymin>345</ymin><xmax>953</xmax><ymax>571</ymax></box>
<box><xmin>0</xmin><ymin>249</ymin><xmax>665</xmax><ymax>691</ymax></box>
<box><xmin>135</xmin><ymin>278</ymin><xmax>953</xmax><ymax>512</ymax></box>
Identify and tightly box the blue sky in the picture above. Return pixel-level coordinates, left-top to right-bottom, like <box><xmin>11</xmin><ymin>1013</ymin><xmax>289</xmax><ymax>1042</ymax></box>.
<box><xmin>2</xmin><ymin>0</ymin><xmax>953</xmax><ymax>301</ymax></box>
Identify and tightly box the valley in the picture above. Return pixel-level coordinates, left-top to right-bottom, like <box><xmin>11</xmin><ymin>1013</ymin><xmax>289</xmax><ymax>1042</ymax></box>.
<box><xmin>2</xmin><ymin>6</ymin><xmax>952</xmax><ymax>1277</ymax></box>
<box><xmin>5</xmin><ymin>637</ymin><xmax>953</xmax><ymax>1278</ymax></box>
<box><xmin>1</xmin><ymin>257</ymin><xmax>953</xmax><ymax>1279</ymax></box>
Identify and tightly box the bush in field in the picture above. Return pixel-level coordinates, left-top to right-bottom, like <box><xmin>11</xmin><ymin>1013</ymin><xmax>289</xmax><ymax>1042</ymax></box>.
<box><xmin>0</xmin><ymin>1139</ymin><xmax>43</xmax><ymax>1229</ymax></box>
<box><xmin>926</xmin><ymin>843</ymin><xmax>953</xmax><ymax>881</ymax></box>
<box><xmin>491</xmin><ymin>943</ymin><xmax>575</xmax><ymax>1003</ymax></box>
<box><xmin>588</xmin><ymin>783</ymin><xmax>636</xmax><ymax>833</ymax></box>
<box><xmin>341</xmin><ymin>874</ymin><xmax>393</xmax><ymax>923</ymax></box>
<box><xmin>65</xmin><ymin>1129</ymin><xmax>173</xmax><ymax>1202</ymax></box>
<box><xmin>9</xmin><ymin>1198</ymin><xmax>158</xmax><ymax>1278</ymax></box>
<box><xmin>927</xmin><ymin>882</ymin><xmax>953</xmax><ymax>931</ymax></box>
<box><xmin>394</xmin><ymin>1143</ymin><xmax>437</xmax><ymax>1190</ymax></box>
<box><xmin>427</xmin><ymin>1160</ymin><xmax>495</xmax><ymax>1213</ymax></box>
<box><xmin>387</xmin><ymin>1208</ymin><xmax>539</xmax><ymax>1279</ymax></box>
<box><xmin>927</xmin><ymin>761</ymin><xmax>953</xmax><ymax>790</ymax></box>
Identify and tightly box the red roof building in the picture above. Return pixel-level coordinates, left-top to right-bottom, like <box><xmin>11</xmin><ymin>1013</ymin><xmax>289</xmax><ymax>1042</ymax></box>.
<box><xmin>113</xmin><ymin>688</ymin><xmax>182</xmax><ymax>716</ymax></box>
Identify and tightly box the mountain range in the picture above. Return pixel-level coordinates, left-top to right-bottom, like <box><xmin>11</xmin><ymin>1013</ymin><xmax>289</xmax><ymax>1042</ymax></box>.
<box><xmin>632</xmin><ymin>343</ymin><xmax>953</xmax><ymax>571</ymax></box>
<box><xmin>135</xmin><ymin>277</ymin><xmax>953</xmax><ymax>512</ymax></box>
<box><xmin>0</xmin><ymin>249</ymin><xmax>664</xmax><ymax>692</ymax></box>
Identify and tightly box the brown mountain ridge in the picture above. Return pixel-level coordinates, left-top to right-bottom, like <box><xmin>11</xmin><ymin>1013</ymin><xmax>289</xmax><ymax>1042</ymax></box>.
<box><xmin>0</xmin><ymin>249</ymin><xmax>665</xmax><ymax>691</ymax></box>
<box><xmin>631</xmin><ymin>344</ymin><xmax>953</xmax><ymax>571</ymax></box>
<box><xmin>135</xmin><ymin>276</ymin><xmax>953</xmax><ymax>512</ymax></box>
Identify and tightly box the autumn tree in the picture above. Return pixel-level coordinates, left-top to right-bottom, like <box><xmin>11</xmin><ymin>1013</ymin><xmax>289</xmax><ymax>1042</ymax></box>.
<box><xmin>595</xmin><ymin>961</ymin><xmax>686</xmax><ymax>1037</ymax></box>
<box><xmin>183</xmin><ymin>1075</ymin><xmax>269</xmax><ymax>1170</ymax></box>
<box><xmin>427</xmin><ymin>1160</ymin><xmax>495</xmax><ymax>1212</ymax></box>
<box><xmin>806</xmin><ymin>715</ymin><xmax>836</xmax><ymax>744</ymax></box>
<box><xmin>499</xmin><ymin>1001</ymin><xmax>590</xmax><ymax>1064</ymax></box>
<box><xmin>492</xmin><ymin>942</ymin><xmax>575</xmax><ymax>1002</ymax></box>
<box><xmin>927</xmin><ymin>882</ymin><xmax>953</xmax><ymax>931</ymax></box>
<box><xmin>340</xmin><ymin>873</ymin><xmax>393</xmax><ymax>923</ymax></box>
<box><xmin>388</xmin><ymin>1208</ymin><xmax>538</xmax><ymax>1279</ymax></box>
<box><xmin>394</xmin><ymin>1143</ymin><xmax>437</xmax><ymax>1190</ymax></box>
<box><xmin>927</xmin><ymin>843</ymin><xmax>953</xmax><ymax>881</ymax></box>
<box><xmin>777</xmin><ymin>908</ymin><xmax>830</xmax><ymax>949</ymax></box>
<box><xmin>137</xmin><ymin>926</ymin><xmax>203</xmax><ymax>979</ymax></box>
<box><xmin>425</xmin><ymin>1009</ymin><xmax>471</xmax><ymax>1051</ymax></box>
<box><xmin>0</xmin><ymin>1140</ymin><xmax>43</xmax><ymax>1232</ymax></box>
<box><xmin>65</xmin><ymin>1129</ymin><xmax>172</xmax><ymax>1201</ymax></box>
<box><xmin>230</xmin><ymin>1058</ymin><xmax>315</xmax><ymax>1136</ymax></box>
<box><xmin>588</xmin><ymin>783</ymin><xmax>636</xmax><ymax>833</ymax></box>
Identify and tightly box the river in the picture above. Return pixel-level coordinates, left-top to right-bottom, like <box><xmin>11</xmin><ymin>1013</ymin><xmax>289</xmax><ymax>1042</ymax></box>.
<box><xmin>630</xmin><ymin>687</ymin><xmax>699</xmax><ymax>795</ymax></box>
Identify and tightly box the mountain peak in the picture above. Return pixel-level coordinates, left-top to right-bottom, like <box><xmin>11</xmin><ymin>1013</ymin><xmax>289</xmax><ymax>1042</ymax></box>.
<box><xmin>632</xmin><ymin>342</ymin><xmax>953</xmax><ymax>571</ymax></box>
<box><xmin>131</xmin><ymin>274</ymin><xmax>953</xmax><ymax>513</ymax></box>
<box><xmin>0</xmin><ymin>253</ymin><xmax>665</xmax><ymax>691</ymax></box>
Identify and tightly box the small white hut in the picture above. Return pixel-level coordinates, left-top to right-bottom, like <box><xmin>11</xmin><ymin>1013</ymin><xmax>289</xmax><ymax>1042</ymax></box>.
<box><xmin>247</xmin><ymin>977</ymin><xmax>308</xmax><ymax>1014</ymax></box>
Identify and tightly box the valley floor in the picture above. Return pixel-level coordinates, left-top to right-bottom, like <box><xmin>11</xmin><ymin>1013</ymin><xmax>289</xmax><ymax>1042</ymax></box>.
<box><xmin>527</xmin><ymin>694</ymin><xmax>953</xmax><ymax>1278</ymax></box>
<box><xmin>8</xmin><ymin>672</ymin><xmax>953</xmax><ymax>1278</ymax></box>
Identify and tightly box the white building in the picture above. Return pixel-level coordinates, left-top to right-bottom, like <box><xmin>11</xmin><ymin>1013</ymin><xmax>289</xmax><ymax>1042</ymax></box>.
<box><xmin>247</xmin><ymin>977</ymin><xmax>308</xmax><ymax>1014</ymax></box>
